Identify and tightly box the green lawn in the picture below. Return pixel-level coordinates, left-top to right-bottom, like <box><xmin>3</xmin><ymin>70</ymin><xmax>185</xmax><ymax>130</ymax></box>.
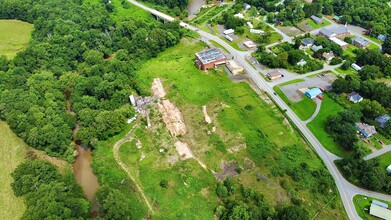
<box><xmin>0</xmin><ymin>121</ymin><xmax>27</xmax><ymax>220</ymax></box>
<box><xmin>367</xmin><ymin>43</ymin><xmax>380</xmax><ymax>51</ymax></box>
<box><xmin>0</xmin><ymin>20</ymin><xmax>33</xmax><ymax>59</ymax></box>
<box><xmin>209</xmin><ymin>40</ymin><xmax>230</xmax><ymax>53</ymax></box>
<box><xmin>307</xmin><ymin>94</ymin><xmax>352</xmax><ymax>157</ymax></box>
<box><xmin>335</xmin><ymin>67</ymin><xmax>356</xmax><ymax>75</ymax></box>
<box><xmin>374</xmin><ymin>152</ymin><xmax>391</xmax><ymax>170</ymax></box>
<box><xmin>362</xmin><ymin>35</ymin><xmax>383</xmax><ymax>45</ymax></box>
<box><xmin>133</xmin><ymin>39</ymin><xmax>347</xmax><ymax>219</ymax></box>
<box><xmin>353</xmin><ymin>194</ymin><xmax>391</xmax><ymax>220</ymax></box>
<box><xmin>307</xmin><ymin>18</ymin><xmax>331</xmax><ymax>29</ymax></box>
<box><xmin>343</xmin><ymin>45</ymin><xmax>359</xmax><ymax>58</ymax></box>
<box><xmin>109</xmin><ymin>0</ymin><xmax>152</xmax><ymax>21</ymax></box>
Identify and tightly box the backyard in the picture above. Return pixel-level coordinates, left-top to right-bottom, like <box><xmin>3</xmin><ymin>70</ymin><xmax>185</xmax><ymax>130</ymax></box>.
<box><xmin>0</xmin><ymin>20</ymin><xmax>33</xmax><ymax>58</ymax></box>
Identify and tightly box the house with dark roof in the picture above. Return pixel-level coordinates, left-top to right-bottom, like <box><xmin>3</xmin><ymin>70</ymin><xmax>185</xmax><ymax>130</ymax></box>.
<box><xmin>356</xmin><ymin>122</ymin><xmax>377</xmax><ymax>138</ymax></box>
<box><xmin>378</xmin><ymin>34</ymin><xmax>387</xmax><ymax>42</ymax></box>
<box><xmin>300</xmin><ymin>38</ymin><xmax>315</xmax><ymax>49</ymax></box>
<box><xmin>375</xmin><ymin>114</ymin><xmax>390</xmax><ymax>128</ymax></box>
<box><xmin>195</xmin><ymin>48</ymin><xmax>226</xmax><ymax>71</ymax></box>
<box><xmin>310</xmin><ymin>15</ymin><xmax>323</xmax><ymax>24</ymax></box>
<box><xmin>352</xmin><ymin>37</ymin><xmax>370</xmax><ymax>49</ymax></box>
<box><xmin>347</xmin><ymin>91</ymin><xmax>363</xmax><ymax>103</ymax></box>
<box><xmin>243</xmin><ymin>3</ymin><xmax>251</xmax><ymax>10</ymax></box>
<box><xmin>319</xmin><ymin>26</ymin><xmax>351</xmax><ymax>39</ymax></box>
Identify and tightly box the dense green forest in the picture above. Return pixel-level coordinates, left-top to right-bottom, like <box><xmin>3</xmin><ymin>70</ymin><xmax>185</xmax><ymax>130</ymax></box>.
<box><xmin>11</xmin><ymin>160</ymin><xmax>90</xmax><ymax>219</ymax></box>
<box><xmin>0</xmin><ymin>0</ymin><xmax>182</xmax><ymax>160</ymax></box>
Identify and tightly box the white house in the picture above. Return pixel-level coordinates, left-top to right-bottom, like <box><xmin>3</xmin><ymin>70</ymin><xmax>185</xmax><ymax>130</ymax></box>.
<box><xmin>247</xmin><ymin>22</ymin><xmax>254</xmax><ymax>29</ymax></box>
<box><xmin>224</xmin><ymin>29</ymin><xmax>235</xmax><ymax>35</ymax></box>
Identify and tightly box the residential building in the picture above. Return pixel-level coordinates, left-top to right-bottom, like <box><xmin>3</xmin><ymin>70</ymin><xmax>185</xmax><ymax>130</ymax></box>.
<box><xmin>322</xmin><ymin>52</ymin><xmax>335</xmax><ymax>61</ymax></box>
<box><xmin>301</xmin><ymin>38</ymin><xmax>315</xmax><ymax>48</ymax></box>
<box><xmin>224</xmin><ymin>29</ymin><xmax>235</xmax><ymax>35</ymax></box>
<box><xmin>372</xmin><ymin>200</ymin><xmax>389</xmax><ymax>209</ymax></box>
<box><xmin>234</xmin><ymin>13</ymin><xmax>244</xmax><ymax>19</ymax></box>
<box><xmin>250</xmin><ymin>29</ymin><xmax>265</xmax><ymax>34</ymax></box>
<box><xmin>356</xmin><ymin>122</ymin><xmax>377</xmax><ymax>138</ymax></box>
<box><xmin>243</xmin><ymin>3</ymin><xmax>251</xmax><ymax>10</ymax></box>
<box><xmin>195</xmin><ymin>48</ymin><xmax>226</xmax><ymax>70</ymax></box>
<box><xmin>297</xmin><ymin>59</ymin><xmax>307</xmax><ymax>66</ymax></box>
<box><xmin>305</xmin><ymin>88</ymin><xmax>322</xmax><ymax>99</ymax></box>
<box><xmin>352</xmin><ymin>37</ymin><xmax>370</xmax><ymax>49</ymax></box>
<box><xmin>329</xmin><ymin>37</ymin><xmax>348</xmax><ymax>49</ymax></box>
<box><xmin>319</xmin><ymin>26</ymin><xmax>351</xmax><ymax>39</ymax></box>
<box><xmin>347</xmin><ymin>91</ymin><xmax>363</xmax><ymax>103</ymax></box>
<box><xmin>266</xmin><ymin>70</ymin><xmax>283</xmax><ymax>80</ymax></box>
<box><xmin>243</xmin><ymin>40</ymin><xmax>256</xmax><ymax>49</ymax></box>
<box><xmin>378</xmin><ymin>34</ymin><xmax>387</xmax><ymax>42</ymax></box>
<box><xmin>387</xmin><ymin>165</ymin><xmax>391</xmax><ymax>173</ymax></box>
<box><xmin>370</xmin><ymin>203</ymin><xmax>391</xmax><ymax>220</ymax></box>
<box><xmin>351</xmin><ymin>63</ymin><xmax>362</xmax><ymax>71</ymax></box>
<box><xmin>311</xmin><ymin>45</ymin><xmax>323</xmax><ymax>52</ymax></box>
<box><xmin>375</xmin><ymin>114</ymin><xmax>390</xmax><ymax>128</ymax></box>
<box><xmin>226</xmin><ymin>60</ymin><xmax>244</xmax><ymax>75</ymax></box>
<box><xmin>310</xmin><ymin>15</ymin><xmax>323</xmax><ymax>24</ymax></box>
<box><xmin>247</xmin><ymin>22</ymin><xmax>253</xmax><ymax>29</ymax></box>
<box><xmin>225</xmin><ymin>35</ymin><xmax>233</xmax><ymax>42</ymax></box>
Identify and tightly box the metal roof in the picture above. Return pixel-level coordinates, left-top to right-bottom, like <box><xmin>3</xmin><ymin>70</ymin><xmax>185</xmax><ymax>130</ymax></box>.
<box><xmin>370</xmin><ymin>203</ymin><xmax>391</xmax><ymax>220</ymax></box>
<box><xmin>372</xmin><ymin>200</ymin><xmax>389</xmax><ymax>209</ymax></box>
<box><xmin>195</xmin><ymin>48</ymin><xmax>225</xmax><ymax>65</ymax></box>
<box><xmin>353</xmin><ymin>37</ymin><xmax>369</xmax><ymax>46</ymax></box>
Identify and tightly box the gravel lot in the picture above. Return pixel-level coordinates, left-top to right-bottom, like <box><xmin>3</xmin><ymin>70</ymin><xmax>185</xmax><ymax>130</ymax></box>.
<box><xmin>280</xmin><ymin>73</ymin><xmax>337</xmax><ymax>102</ymax></box>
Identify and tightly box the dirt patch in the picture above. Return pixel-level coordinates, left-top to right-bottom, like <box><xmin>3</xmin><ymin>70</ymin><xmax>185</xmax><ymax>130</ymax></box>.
<box><xmin>214</xmin><ymin>160</ymin><xmax>239</xmax><ymax>181</ymax></box>
<box><xmin>151</xmin><ymin>78</ymin><xmax>166</xmax><ymax>99</ymax></box>
<box><xmin>297</xmin><ymin>20</ymin><xmax>313</xmax><ymax>32</ymax></box>
<box><xmin>158</xmin><ymin>100</ymin><xmax>187</xmax><ymax>137</ymax></box>
<box><xmin>228</xmin><ymin>144</ymin><xmax>246</xmax><ymax>153</ymax></box>
<box><xmin>202</xmin><ymin>105</ymin><xmax>212</xmax><ymax>124</ymax></box>
<box><xmin>174</xmin><ymin>141</ymin><xmax>194</xmax><ymax>160</ymax></box>
<box><xmin>277</xmin><ymin>26</ymin><xmax>304</xmax><ymax>37</ymax></box>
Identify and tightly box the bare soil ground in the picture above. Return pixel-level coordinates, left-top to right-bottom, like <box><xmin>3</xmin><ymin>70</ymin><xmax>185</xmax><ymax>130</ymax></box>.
<box><xmin>277</xmin><ymin>26</ymin><xmax>304</xmax><ymax>37</ymax></box>
<box><xmin>151</xmin><ymin>78</ymin><xmax>166</xmax><ymax>98</ymax></box>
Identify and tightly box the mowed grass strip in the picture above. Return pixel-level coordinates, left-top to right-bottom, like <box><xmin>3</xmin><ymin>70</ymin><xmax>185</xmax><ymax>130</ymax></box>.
<box><xmin>0</xmin><ymin>121</ymin><xmax>26</xmax><ymax>220</ymax></box>
<box><xmin>307</xmin><ymin>94</ymin><xmax>352</xmax><ymax>157</ymax></box>
<box><xmin>0</xmin><ymin>20</ymin><xmax>33</xmax><ymax>59</ymax></box>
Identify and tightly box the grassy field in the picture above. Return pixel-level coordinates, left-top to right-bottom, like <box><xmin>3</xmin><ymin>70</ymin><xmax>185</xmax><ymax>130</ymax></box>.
<box><xmin>131</xmin><ymin>39</ymin><xmax>347</xmax><ymax>219</ymax></box>
<box><xmin>307</xmin><ymin>94</ymin><xmax>352</xmax><ymax>158</ymax></box>
<box><xmin>343</xmin><ymin>45</ymin><xmax>359</xmax><ymax>58</ymax></box>
<box><xmin>0</xmin><ymin>20</ymin><xmax>33</xmax><ymax>59</ymax></box>
<box><xmin>353</xmin><ymin>194</ymin><xmax>391</xmax><ymax>220</ymax></box>
<box><xmin>0</xmin><ymin>121</ymin><xmax>26</xmax><ymax>220</ymax></box>
<box><xmin>362</xmin><ymin>35</ymin><xmax>383</xmax><ymax>45</ymax></box>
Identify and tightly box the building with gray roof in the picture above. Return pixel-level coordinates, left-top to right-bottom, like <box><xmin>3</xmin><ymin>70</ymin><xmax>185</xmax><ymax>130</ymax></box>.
<box><xmin>195</xmin><ymin>48</ymin><xmax>226</xmax><ymax>71</ymax></box>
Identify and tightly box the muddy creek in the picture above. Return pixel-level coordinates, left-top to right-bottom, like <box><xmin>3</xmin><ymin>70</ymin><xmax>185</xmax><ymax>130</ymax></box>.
<box><xmin>187</xmin><ymin>0</ymin><xmax>206</xmax><ymax>19</ymax></box>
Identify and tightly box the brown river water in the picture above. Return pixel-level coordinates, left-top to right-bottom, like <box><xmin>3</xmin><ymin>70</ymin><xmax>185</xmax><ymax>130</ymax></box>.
<box><xmin>187</xmin><ymin>0</ymin><xmax>206</xmax><ymax>19</ymax></box>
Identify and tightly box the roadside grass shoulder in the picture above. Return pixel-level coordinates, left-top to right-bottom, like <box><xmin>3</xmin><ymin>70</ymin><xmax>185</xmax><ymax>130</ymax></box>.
<box><xmin>0</xmin><ymin>121</ymin><xmax>26</xmax><ymax>220</ymax></box>
<box><xmin>353</xmin><ymin>194</ymin><xmax>391</xmax><ymax>220</ymax></box>
<box><xmin>0</xmin><ymin>20</ymin><xmax>33</xmax><ymax>59</ymax></box>
<box><xmin>307</xmin><ymin>94</ymin><xmax>352</xmax><ymax>158</ymax></box>
<box><xmin>209</xmin><ymin>40</ymin><xmax>230</xmax><ymax>53</ymax></box>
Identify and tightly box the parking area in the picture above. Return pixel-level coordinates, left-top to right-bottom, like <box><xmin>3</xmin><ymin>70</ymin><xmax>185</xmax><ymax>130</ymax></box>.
<box><xmin>279</xmin><ymin>73</ymin><xmax>337</xmax><ymax>102</ymax></box>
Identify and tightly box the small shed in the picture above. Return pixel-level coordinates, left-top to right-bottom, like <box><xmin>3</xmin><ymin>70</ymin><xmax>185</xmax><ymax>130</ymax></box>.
<box><xmin>375</xmin><ymin>114</ymin><xmax>390</xmax><ymax>128</ymax></box>
<box><xmin>305</xmin><ymin>88</ymin><xmax>322</xmax><ymax>99</ymax></box>
<box><xmin>310</xmin><ymin>15</ymin><xmax>323</xmax><ymax>24</ymax></box>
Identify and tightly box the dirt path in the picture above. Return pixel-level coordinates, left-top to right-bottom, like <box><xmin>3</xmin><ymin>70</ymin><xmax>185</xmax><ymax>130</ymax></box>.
<box><xmin>112</xmin><ymin>125</ymin><xmax>154</xmax><ymax>213</ymax></box>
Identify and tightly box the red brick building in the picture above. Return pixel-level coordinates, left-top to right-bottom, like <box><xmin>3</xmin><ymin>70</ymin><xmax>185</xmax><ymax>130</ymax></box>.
<box><xmin>195</xmin><ymin>48</ymin><xmax>226</xmax><ymax>70</ymax></box>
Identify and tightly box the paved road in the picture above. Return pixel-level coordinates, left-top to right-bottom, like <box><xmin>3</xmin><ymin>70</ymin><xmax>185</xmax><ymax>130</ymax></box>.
<box><xmin>364</xmin><ymin>145</ymin><xmax>391</xmax><ymax>160</ymax></box>
<box><xmin>125</xmin><ymin>1</ymin><xmax>391</xmax><ymax>218</ymax></box>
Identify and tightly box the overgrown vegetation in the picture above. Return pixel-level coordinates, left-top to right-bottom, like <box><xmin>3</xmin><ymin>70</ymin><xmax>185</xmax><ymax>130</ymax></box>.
<box><xmin>11</xmin><ymin>160</ymin><xmax>89</xmax><ymax>219</ymax></box>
